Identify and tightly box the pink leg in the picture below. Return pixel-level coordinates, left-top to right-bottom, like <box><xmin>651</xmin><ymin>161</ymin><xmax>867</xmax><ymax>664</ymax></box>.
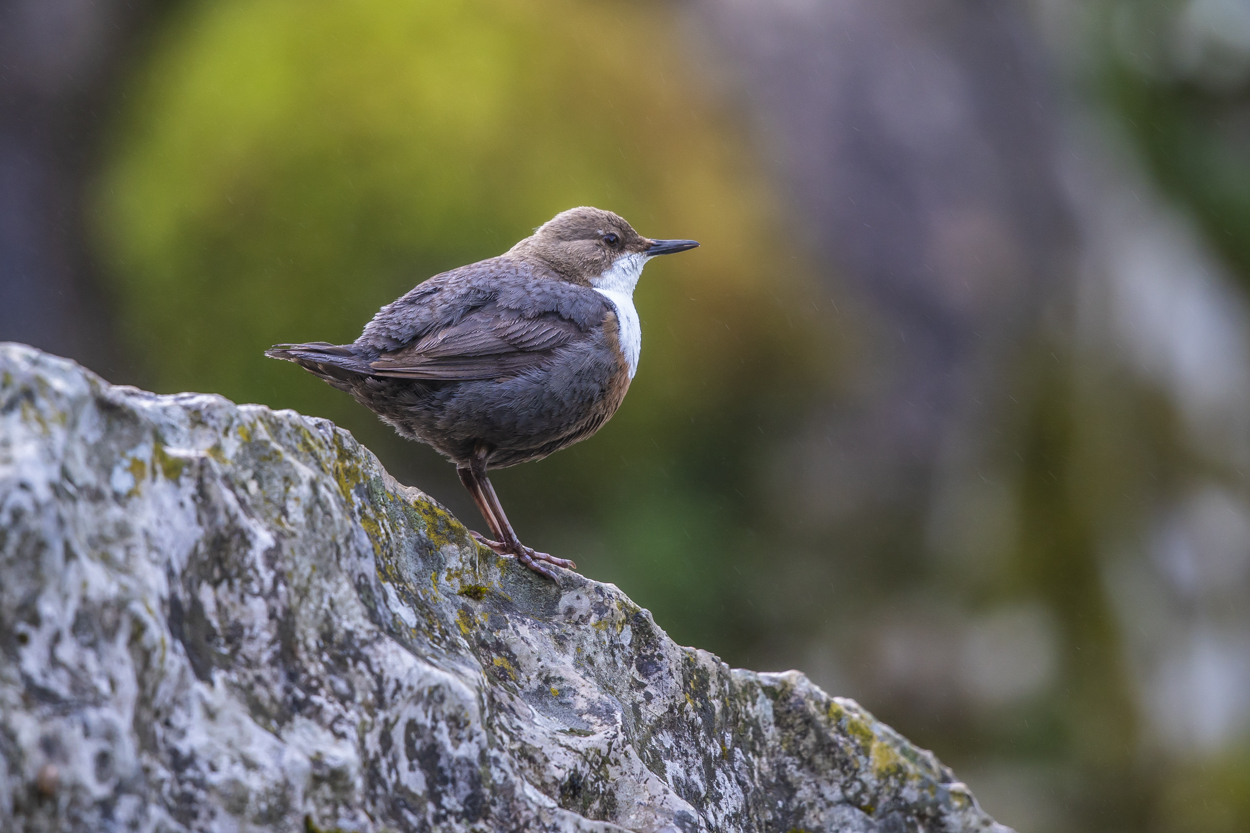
<box><xmin>464</xmin><ymin>444</ymin><xmax>577</xmax><ymax>580</ymax></box>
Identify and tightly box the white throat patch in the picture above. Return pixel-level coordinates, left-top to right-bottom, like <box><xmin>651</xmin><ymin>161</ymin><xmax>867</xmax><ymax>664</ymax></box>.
<box><xmin>592</xmin><ymin>253</ymin><xmax>650</xmax><ymax>378</ymax></box>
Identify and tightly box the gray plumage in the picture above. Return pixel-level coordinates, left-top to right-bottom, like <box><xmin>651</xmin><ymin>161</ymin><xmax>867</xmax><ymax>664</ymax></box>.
<box><xmin>271</xmin><ymin>256</ymin><xmax>627</xmax><ymax>468</ymax></box>
<box><xmin>266</xmin><ymin>206</ymin><xmax>698</xmax><ymax>578</ymax></box>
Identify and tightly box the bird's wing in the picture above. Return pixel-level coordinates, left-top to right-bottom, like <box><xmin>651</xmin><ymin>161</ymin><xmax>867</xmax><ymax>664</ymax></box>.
<box><xmin>367</xmin><ymin>302</ymin><xmax>592</xmax><ymax>381</ymax></box>
<box><xmin>360</xmin><ymin>256</ymin><xmax>604</xmax><ymax>342</ymax></box>
<box><xmin>358</xmin><ymin>256</ymin><xmax>611</xmax><ymax>381</ymax></box>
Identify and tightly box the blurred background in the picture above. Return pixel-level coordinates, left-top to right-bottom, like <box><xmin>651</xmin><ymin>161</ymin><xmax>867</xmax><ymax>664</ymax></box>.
<box><xmin>3</xmin><ymin>0</ymin><xmax>1249</xmax><ymax>828</ymax></box>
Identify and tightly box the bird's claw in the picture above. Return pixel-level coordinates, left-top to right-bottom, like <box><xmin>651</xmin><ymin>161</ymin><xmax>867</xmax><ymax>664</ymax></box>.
<box><xmin>468</xmin><ymin>531</ymin><xmax>577</xmax><ymax>579</ymax></box>
<box><xmin>469</xmin><ymin>530</ymin><xmax>509</xmax><ymax>554</ymax></box>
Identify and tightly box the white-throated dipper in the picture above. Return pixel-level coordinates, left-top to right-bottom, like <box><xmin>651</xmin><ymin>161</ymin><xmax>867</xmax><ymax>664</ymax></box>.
<box><xmin>266</xmin><ymin>207</ymin><xmax>698</xmax><ymax>579</ymax></box>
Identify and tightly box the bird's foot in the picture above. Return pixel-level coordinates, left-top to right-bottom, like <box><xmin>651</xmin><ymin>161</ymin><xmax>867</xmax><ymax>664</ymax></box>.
<box><xmin>514</xmin><ymin>546</ymin><xmax>577</xmax><ymax>580</ymax></box>
<box><xmin>468</xmin><ymin>531</ymin><xmax>577</xmax><ymax>580</ymax></box>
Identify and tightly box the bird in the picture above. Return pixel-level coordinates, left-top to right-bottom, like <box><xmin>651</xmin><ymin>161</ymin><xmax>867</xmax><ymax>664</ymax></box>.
<box><xmin>266</xmin><ymin>206</ymin><xmax>698</xmax><ymax>579</ymax></box>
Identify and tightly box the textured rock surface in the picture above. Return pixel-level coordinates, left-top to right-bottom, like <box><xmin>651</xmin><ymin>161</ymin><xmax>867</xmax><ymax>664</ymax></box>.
<box><xmin>0</xmin><ymin>343</ymin><xmax>1012</xmax><ymax>833</ymax></box>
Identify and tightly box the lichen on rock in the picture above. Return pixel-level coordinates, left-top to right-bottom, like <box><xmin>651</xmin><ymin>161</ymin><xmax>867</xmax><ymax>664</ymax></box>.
<box><xmin>0</xmin><ymin>343</ymin><xmax>1012</xmax><ymax>832</ymax></box>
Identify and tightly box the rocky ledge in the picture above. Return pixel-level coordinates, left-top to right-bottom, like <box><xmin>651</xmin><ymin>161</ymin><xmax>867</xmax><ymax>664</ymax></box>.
<box><xmin>0</xmin><ymin>344</ymin><xmax>1011</xmax><ymax>832</ymax></box>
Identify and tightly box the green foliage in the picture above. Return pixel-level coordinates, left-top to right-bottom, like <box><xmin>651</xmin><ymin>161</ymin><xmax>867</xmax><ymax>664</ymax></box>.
<box><xmin>1100</xmin><ymin>1</ymin><xmax>1250</xmax><ymax>291</ymax></box>
<box><xmin>1108</xmin><ymin>73</ymin><xmax>1250</xmax><ymax>284</ymax></box>
<box><xmin>93</xmin><ymin>0</ymin><xmax>831</xmax><ymax>656</ymax></box>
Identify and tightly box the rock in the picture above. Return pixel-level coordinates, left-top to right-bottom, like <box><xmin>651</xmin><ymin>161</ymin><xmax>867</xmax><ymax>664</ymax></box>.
<box><xmin>0</xmin><ymin>343</ymin><xmax>1013</xmax><ymax>833</ymax></box>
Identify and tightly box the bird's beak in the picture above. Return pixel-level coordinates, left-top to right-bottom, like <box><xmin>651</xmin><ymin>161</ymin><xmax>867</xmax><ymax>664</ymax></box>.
<box><xmin>646</xmin><ymin>239</ymin><xmax>700</xmax><ymax>256</ymax></box>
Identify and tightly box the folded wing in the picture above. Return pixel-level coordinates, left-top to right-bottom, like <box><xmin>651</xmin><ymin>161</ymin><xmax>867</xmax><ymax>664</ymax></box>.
<box><xmin>367</xmin><ymin>301</ymin><xmax>589</xmax><ymax>381</ymax></box>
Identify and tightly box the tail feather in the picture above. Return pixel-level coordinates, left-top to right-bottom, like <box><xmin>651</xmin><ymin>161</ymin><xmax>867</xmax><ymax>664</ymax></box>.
<box><xmin>265</xmin><ymin>341</ymin><xmax>371</xmax><ymax>392</ymax></box>
<box><xmin>265</xmin><ymin>341</ymin><xmax>356</xmax><ymax>361</ymax></box>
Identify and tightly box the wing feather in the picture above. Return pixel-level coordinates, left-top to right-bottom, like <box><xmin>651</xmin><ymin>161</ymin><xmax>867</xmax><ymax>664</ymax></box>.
<box><xmin>367</xmin><ymin>300</ymin><xmax>594</xmax><ymax>381</ymax></box>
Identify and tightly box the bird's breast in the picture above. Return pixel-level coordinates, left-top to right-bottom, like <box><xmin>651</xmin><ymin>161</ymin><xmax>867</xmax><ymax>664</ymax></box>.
<box><xmin>593</xmin><ymin>288</ymin><xmax>641</xmax><ymax>378</ymax></box>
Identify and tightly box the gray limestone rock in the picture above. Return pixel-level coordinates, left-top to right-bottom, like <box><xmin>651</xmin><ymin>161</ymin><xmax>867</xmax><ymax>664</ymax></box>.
<box><xmin>0</xmin><ymin>343</ymin><xmax>1013</xmax><ymax>832</ymax></box>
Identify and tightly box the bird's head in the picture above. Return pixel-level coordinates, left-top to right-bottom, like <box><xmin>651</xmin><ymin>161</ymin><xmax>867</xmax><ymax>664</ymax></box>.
<box><xmin>509</xmin><ymin>206</ymin><xmax>698</xmax><ymax>293</ymax></box>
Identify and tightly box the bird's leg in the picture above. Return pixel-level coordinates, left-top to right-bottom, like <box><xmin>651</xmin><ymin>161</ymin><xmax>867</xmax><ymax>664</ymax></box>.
<box><xmin>477</xmin><ymin>472</ymin><xmax>578</xmax><ymax>579</ymax></box>
<box><xmin>457</xmin><ymin>466</ymin><xmax>509</xmax><ymax>553</ymax></box>
<box><xmin>459</xmin><ymin>452</ymin><xmax>572</xmax><ymax>578</ymax></box>
<box><xmin>469</xmin><ymin>444</ymin><xmax>577</xmax><ymax>579</ymax></box>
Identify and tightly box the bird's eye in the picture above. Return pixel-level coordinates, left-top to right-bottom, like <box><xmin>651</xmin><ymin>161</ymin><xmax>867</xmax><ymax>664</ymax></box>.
<box><xmin>602</xmin><ymin>233</ymin><xmax>620</xmax><ymax>247</ymax></box>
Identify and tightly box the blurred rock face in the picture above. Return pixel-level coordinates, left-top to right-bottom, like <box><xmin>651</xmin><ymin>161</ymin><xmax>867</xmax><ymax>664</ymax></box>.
<box><xmin>698</xmin><ymin>0</ymin><xmax>1074</xmax><ymax>515</ymax></box>
<box><xmin>692</xmin><ymin>0</ymin><xmax>1080</xmax><ymax>694</ymax></box>
<box><xmin>0</xmin><ymin>0</ymin><xmax>158</xmax><ymax>372</ymax></box>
